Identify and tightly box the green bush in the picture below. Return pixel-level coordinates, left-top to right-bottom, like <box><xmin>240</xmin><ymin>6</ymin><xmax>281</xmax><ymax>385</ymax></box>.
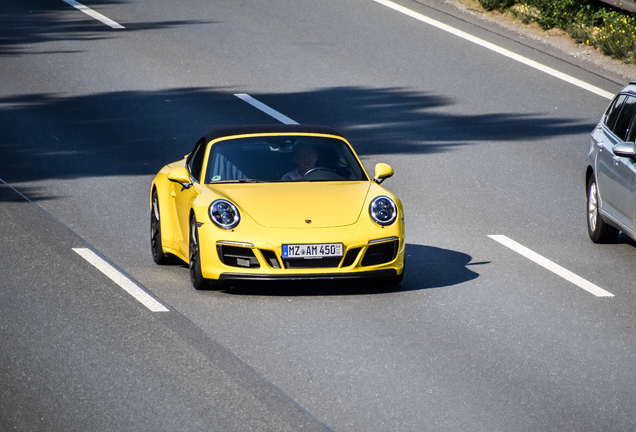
<box><xmin>476</xmin><ymin>0</ymin><xmax>636</xmax><ymax>64</ymax></box>
<box><xmin>510</xmin><ymin>4</ymin><xmax>542</xmax><ymax>24</ymax></box>
<box><xmin>593</xmin><ymin>9</ymin><xmax>636</xmax><ymax>61</ymax></box>
<box><xmin>528</xmin><ymin>0</ymin><xmax>595</xmax><ymax>30</ymax></box>
<box><xmin>478</xmin><ymin>0</ymin><xmax>516</xmax><ymax>11</ymax></box>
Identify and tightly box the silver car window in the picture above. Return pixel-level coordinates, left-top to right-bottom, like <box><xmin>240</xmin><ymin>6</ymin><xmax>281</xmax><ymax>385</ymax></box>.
<box><xmin>605</xmin><ymin>94</ymin><xmax>627</xmax><ymax>133</ymax></box>
<box><xmin>613</xmin><ymin>96</ymin><xmax>636</xmax><ymax>141</ymax></box>
<box><xmin>627</xmin><ymin>113</ymin><xmax>636</xmax><ymax>143</ymax></box>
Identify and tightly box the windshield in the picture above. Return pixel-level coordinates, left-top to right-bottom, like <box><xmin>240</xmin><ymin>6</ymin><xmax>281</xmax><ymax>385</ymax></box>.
<box><xmin>204</xmin><ymin>135</ymin><xmax>368</xmax><ymax>183</ymax></box>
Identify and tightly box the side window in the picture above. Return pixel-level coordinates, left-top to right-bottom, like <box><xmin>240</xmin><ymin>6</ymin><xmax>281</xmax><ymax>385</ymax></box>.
<box><xmin>612</xmin><ymin>96</ymin><xmax>636</xmax><ymax>141</ymax></box>
<box><xmin>188</xmin><ymin>139</ymin><xmax>207</xmax><ymax>183</ymax></box>
<box><xmin>605</xmin><ymin>94</ymin><xmax>627</xmax><ymax>133</ymax></box>
<box><xmin>627</xmin><ymin>114</ymin><xmax>636</xmax><ymax>142</ymax></box>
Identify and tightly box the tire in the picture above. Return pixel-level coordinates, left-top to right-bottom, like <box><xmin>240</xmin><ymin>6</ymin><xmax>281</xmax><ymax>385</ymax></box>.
<box><xmin>381</xmin><ymin>267</ymin><xmax>404</xmax><ymax>287</ymax></box>
<box><xmin>150</xmin><ymin>190</ymin><xmax>176</xmax><ymax>264</ymax></box>
<box><xmin>587</xmin><ymin>176</ymin><xmax>619</xmax><ymax>243</ymax></box>
<box><xmin>390</xmin><ymin>267</ymin><xmax>404</xmax><ymax>286</ymax></box>
<box><xmin>189</xmin><ymin>215</ymin><xmax>210</xmax><ymax>290</ymax></box>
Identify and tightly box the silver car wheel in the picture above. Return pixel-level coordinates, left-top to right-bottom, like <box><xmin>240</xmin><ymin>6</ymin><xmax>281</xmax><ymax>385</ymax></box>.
<box><xmin>586</xmin><ymin>176</ymin><xmax>618</xmax><ymax>243</ymax></box>
<box><xmin>588</xmin><ymin>181</ymin><xmax>598</xmax><ymax>233</ymax></box>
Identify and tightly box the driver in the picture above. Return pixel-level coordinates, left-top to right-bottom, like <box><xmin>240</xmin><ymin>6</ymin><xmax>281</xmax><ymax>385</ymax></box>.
<box><xmin>281</xmin><ymin>144</ymin><xmax>318</xmax><ymax>181</ymax></box>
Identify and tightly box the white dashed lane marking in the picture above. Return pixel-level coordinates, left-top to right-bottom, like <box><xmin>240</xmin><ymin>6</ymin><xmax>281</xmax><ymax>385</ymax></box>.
<box><xmin>73</xmin><ymin>248</ymin><xmax>170</xmax><ymax>311</ymax></box>
<box><xmin>489</xmin><ymin>235</ymin><xmax>614</xmax><ymax>298</ymax></box>
<box><xmin>62</xmin><ymin>0</ymin><xmax>125</xmax><ymax>29</ymax></box>
<box><xmin>234</xmin><ymin>94</ymin><xmax>299</xmax><ymax>125</ymax></box>
<box><xmin>373</xmin><ymin>0</ymin><xmax>614</xmax><ymax>100</ymax></box>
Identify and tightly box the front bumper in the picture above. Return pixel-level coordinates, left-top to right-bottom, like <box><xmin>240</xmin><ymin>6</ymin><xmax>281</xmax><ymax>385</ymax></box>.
<box><xmin>197</xmin><ymin>219</ymin><xmax>405</xmax><ymax>281</ymax></box>
<box><xmin>219</xmin><ymin>268</ymin><xmax>398</xmax><ymax>282</ymax></box>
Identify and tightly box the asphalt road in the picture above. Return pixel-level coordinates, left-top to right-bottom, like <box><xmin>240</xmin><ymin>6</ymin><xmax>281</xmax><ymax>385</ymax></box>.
<box><xmin>2</xmin><ymin>0</ymin><xmax>636</xmax><ymax>431</ymax></box>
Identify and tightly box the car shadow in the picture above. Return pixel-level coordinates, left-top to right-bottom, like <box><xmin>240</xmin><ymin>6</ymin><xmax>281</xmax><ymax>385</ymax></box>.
<box><xmin>218</xmin><ymin>243</ymin><xmax>483</xmax><ymax>296</ymax></box>
<box><xmin>616</xmin><ymin>232</ymin><xmax>636</xmax><ymax>248</ymax></box>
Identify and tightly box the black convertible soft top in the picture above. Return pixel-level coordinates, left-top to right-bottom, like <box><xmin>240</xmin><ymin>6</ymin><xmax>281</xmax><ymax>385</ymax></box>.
<box><xmin>201</xmin><ymin>124</ymin><xmax>344</xmax><ymax>144</ymax></box>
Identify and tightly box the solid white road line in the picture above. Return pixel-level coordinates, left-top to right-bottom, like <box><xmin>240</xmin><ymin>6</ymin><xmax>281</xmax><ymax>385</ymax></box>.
<box><xmin>73</xmin><ymin>248</ymin><xmax>170</xmax><ymax>311</ymax></box>
<box><xmin>373</xmin><ymin>0</ymin><xmax>614</xmax><ymax>100</ymax></box>
<box><xmin>488</xmin><ymin>235</ymin><xmax>614</xmax><ymax>297</ymax></box>
<box><xmin>62</xmin><ymin>0</ymin><xmax>125</xmax><ymax>29</ymax></box>
<box><xmin>234</xmin><ymin>94</ymin><xmax>299</xmax><ymax>125</ymax></box>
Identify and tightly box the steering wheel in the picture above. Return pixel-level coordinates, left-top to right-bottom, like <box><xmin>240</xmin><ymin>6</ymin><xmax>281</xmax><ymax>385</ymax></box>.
<box><xmin>303</xmin><ymin>167</ymin><xmax>331</xmax><ymax>177</ymax></box>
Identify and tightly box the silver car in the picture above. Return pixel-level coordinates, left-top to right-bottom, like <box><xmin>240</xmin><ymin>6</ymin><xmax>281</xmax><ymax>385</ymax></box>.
<box><xmin>586</xmin><ymin>81</ymin><xmax>636</xmax><ymax>243</ymax></box>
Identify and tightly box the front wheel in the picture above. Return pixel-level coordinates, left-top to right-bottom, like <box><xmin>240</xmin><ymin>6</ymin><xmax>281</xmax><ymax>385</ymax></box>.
<box><xmin>150</xmin><ymin>190</ymin><xmax>176</xmax><ymax>264</ymax></box>
<box><xmin>587</xmin><ymin>176</ymin><xmax>619</xmax><ymax>243</ymax></box>
<box><xmin>189</xmin><ymin>215</ymin><xmax>210</xmax><ymax>290</ymax></box>
<box><xmin>380</xmin><ymin>267</ymin><xmax>404</xmax><ymax>287</ymax></box>
<box><xmin>390</xmin><ymin>268</ymin><xmax>404</xmax><ymax>286</ymax></box>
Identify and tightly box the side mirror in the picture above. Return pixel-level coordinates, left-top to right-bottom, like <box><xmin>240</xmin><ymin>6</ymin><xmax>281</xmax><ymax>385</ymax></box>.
<box><xmin>167</xmin><ymin>167</ymin><xmax>193</xmax><ymax>189</ymax></box>
<box><xmin>612</xmin><ymin>142</ymin><xmax>636</xmax><ymax>160</ymax></box>
<box><xmin>373</xmin><ymin>163</ymin><xmax>394</xmax><ymax>184</ymax></box>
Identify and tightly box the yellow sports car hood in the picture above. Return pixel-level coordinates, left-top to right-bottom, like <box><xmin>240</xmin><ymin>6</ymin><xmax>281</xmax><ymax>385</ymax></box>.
<box><xmin>208</xmin><ymin>182</ymin><xmax>371</xmax><ymax>228</ymax></box>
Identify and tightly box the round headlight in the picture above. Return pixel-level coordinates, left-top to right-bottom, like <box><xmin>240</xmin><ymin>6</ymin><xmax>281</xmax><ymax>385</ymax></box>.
<box><xmin>209</xmin><ymin>199</ymin><xmax>240</xmax><ymax>230</ymax></box>
<box><xmin>369</xmin><ymin>196</ymin><xmax>397</xmax><ymax>226</ymax></box>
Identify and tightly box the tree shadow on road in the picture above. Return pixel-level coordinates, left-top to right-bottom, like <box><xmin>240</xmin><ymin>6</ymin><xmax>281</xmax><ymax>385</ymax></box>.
<box><xmin>0</xmin><ymin>86</ymin><xmax>594</xmax><ymax>190</ymax></box>
<box><xmin>0</xmin><ymin>0</ymin><xmax>596</xmax><ymax>199</ymax></box>
<box><xmin>0</xmin><ymin>0</ymin><xmax>210</xmax><ymax>57</ymax></box>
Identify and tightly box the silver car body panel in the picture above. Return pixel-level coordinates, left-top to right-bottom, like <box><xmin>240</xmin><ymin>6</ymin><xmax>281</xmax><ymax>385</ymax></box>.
<box><xmin>588</xmin><ymin>82</ymin><xmax>636</xmax><ymax>241</ymax></box>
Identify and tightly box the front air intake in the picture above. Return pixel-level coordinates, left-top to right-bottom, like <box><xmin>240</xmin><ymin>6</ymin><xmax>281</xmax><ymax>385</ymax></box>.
<box><xmin>361</xmin><ymin>240</ymin><xmax>398</xmax><ymax>267</ymax></box>
<box><xmin>217</xmin><ymin>245</ymin><xmax>260</xmax><ymax>268</ymax></box>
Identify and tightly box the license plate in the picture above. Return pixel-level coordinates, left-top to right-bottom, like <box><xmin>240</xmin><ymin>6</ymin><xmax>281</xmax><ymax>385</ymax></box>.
<box><xmin>282</xmin><ymin>243</ymin><xmax>343</xmax><ymax>259</ymax></box>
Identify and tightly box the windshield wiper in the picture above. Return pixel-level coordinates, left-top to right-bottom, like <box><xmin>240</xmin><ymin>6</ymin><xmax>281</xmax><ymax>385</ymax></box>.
<box><xmin>212</xmin><ymin>178</ymin><xmax>263</xmax><ymax>183</ymax></box>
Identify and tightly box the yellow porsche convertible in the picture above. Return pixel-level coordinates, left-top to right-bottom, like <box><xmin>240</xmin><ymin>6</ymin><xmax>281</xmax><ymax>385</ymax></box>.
<box><xmin>150</xmin><ymin>125</ymin><xmax>405</xmax><ymax>289</ymax></box>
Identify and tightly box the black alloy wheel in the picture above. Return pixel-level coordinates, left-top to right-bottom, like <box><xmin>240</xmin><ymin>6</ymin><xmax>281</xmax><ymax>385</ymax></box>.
<box><xmin>189</xmin><ymin>215</ymin><xmax>209</xmax><ymax>290</ymax></box>
<box><xmin>150</xmin><ymin>190</ymin><xmax>175</xmax><ymax>264</ymax></box>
